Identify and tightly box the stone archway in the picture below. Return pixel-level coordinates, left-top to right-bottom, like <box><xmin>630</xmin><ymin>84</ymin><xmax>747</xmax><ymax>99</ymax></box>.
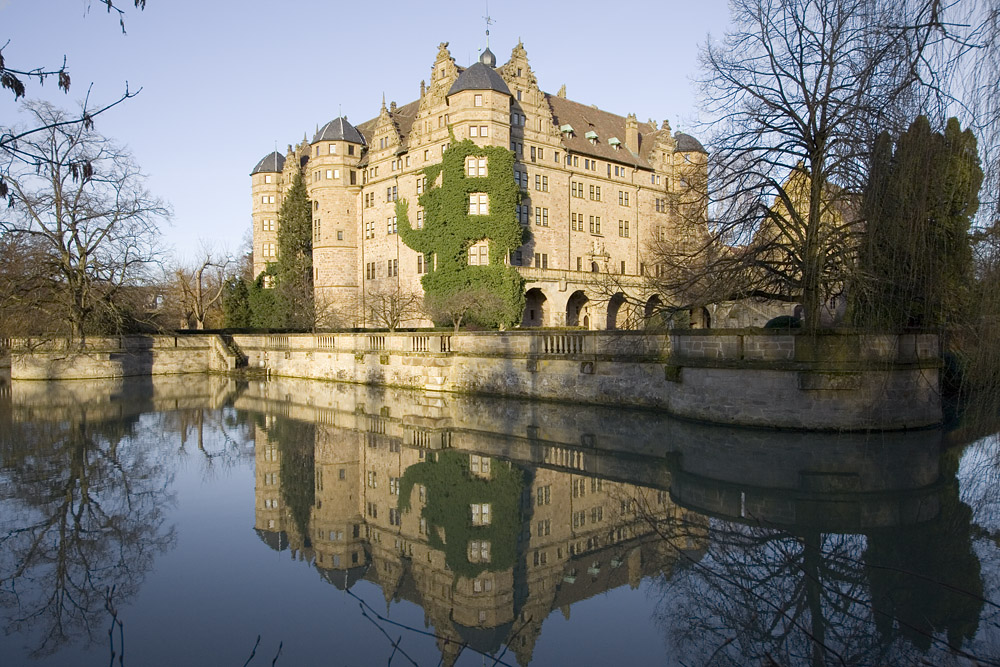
<box><xmin>565</xmin><ymin>290</ymin><xmax>589</xmax><ymax>328</ymax></box>
<box><xmin>606</xmin><ymin>293</ymin><xmax>628</xmax><ymax>330</ymax></box>
<box><xmin>522</xmin><ymin>288</ymin><xmax>547</xmax><ymax>327</ymax></box>
<box><xmin>644</xmin><ymin>294</ymin><xmax>665</xmax><ymax>329</ymax></box>
<box><xmin>691</xmin><ymin>306</ymin><xmax>711</xmax><ymax>329</ymax></box>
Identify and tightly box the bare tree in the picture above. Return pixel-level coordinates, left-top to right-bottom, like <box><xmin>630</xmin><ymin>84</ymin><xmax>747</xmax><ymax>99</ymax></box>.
<box><xmin>1</xmin><ymin>101</ymin><xmax>168</xmax><ymax>344</ymax></box>
<box><xmin>171</xmin><ymin>246</ymin><xmax>232</xmax><ymax>330</ymax></box>
<box><xmin>658</xmin><ymin>0</ymin><xmax>952</xmax><ymax>329</ymax></box>
<box><xmin>424</xmin><ymin>286</ymin><xmax>507</xmax><ymax>332</ymax></box>
<box><xmin>361</xmin><ymin>284</ymin><xmax>425</xmax><ymax>331</ymax></box>
<box><xmin>0</xmin><ymin>1</ymin><xmax>147</xmax><ymax>206</ymax></box>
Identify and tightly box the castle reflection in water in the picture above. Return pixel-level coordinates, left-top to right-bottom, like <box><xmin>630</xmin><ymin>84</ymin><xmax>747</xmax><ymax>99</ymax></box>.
<box><xmin>245</xmin><ymin>378</ymin><xmax>708</xmax><ymax>666</ymax></box>
<box><xmin>4</xmin><ymin>373</ymin><xmax>976</xmax><ymax>667</ymax></box>
<box><xmin>239</xmin><ymin>376</ymin><xmax>947</xmax><ymax>666</ymax></box>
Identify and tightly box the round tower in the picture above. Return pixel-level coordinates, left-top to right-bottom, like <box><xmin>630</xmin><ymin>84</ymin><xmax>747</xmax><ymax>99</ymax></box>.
<box><xmin>250</xmin><ymin>151</ymin><xmax>285</xmax><ymax>280</ymax></box>
<box><xmin>308</xmin><ymin>117</ymin><xmax>366</xmax><ymax>326</ymax></box>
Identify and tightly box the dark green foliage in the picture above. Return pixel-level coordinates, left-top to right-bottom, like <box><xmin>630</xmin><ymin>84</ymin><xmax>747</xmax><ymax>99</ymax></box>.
<box><xmin>221</xmin><ymin>277</ymin><xmax>251</xmax><ymax>328</ymax></box>
<box><xmin>269</xmin><ymin>417</ymin><xmax>316</xmax><ymax>544</ymax></box>
<box><xmin>274</xmin><ymin>172</ymin><xmax>314</xmax><ymax>329</ymax></box>
<box><xmin>397</xmin><ymin>139</ymin><xmax>525</xmax><ymax>329</ymax></box>
<box><xmin>248</xmin><ymin>269</ymin><xmax>283</xmax><ymax>329</ymax></box>
<box><xmin>854</xmin><ymin>117</ymin><xmax>983</xmax><ymax>328</ymax></box>
<box><xmin>397</xmin><ymin>450</ymin><xmax>524</xmax><ymax>580</ymax></box>
<box><xmin>864</xmin><ymin>448</ymin><xmax>982</xmax><ymax>651</ymax></box>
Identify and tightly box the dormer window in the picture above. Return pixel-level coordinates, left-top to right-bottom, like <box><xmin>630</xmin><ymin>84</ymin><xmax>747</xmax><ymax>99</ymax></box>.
<box><xmin>609</xmin><ymin>137</ymin><xmax>622</xmax><ymax>150</ymax></box>
<box><xmin>560</xmin><ymin>124</ymin><xmax>575</xmax><ymax>137</ymax></box>
<box><xmin>585</xmin><ymin>130</ymin><xmax>598</xmax><ymax>144</ymax></box>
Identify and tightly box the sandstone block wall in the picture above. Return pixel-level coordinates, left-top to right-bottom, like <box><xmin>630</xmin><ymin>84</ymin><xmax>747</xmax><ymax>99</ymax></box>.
<box><xmin>10</xmin><ymin>330</ymin><xmax>942</xmax><ymax>431</ymax></box>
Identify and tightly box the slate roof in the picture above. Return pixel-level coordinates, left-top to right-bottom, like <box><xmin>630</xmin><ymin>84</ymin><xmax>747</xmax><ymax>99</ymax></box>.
<box><xmin>448</xmin><ymin>61</ymin><xmax>511</xmax><ymax>96</ymax></box>
<box><xmin>546</xmin><ymin>95</ymin><xmax>656</xmax><ymax>168</ymax></box>
<box><xmin>312</xmin><ymin>117</ymin><xmax>366</xmax><ymax>145</ymax></box>
<box><xmin>674</xmin><ymin>132</ymin><xmax>707</xmax><ymax>154</ymax></box>
<box><xmin>250</xmin><ymin>151</ymin><xmax>285</xmax><ymax>175</ymax></box>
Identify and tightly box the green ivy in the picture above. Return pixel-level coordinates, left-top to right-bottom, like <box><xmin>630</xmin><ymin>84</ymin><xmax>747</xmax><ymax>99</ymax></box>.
<box><xmin>397</xmin><ymin>139</ymin><xmax>526</xmax><ymax>328</ymax></box>
<box><xmin>397</xmin><ymin>450</ymin><xmax>524</xmax><ymax>580</ymax></box>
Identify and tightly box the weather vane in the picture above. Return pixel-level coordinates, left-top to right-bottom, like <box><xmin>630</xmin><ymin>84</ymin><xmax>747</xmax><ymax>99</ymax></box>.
<box><xmin>483</xmin><ymin>1</ymin><xmax>494</xmax><ymax>48</ymax></box>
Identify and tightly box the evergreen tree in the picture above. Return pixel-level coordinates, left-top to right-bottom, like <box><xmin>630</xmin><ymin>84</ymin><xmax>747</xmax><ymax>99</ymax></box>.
<box><xmin>274</xmin><ymin>172</ymin><xmax>314</xmax><ymax>329</ymax></box>
<box><xmin>854</xmin><ymin>116</ymin><xmax>983</xmax><ymax>328</ymax></box>
<box><xmin>221</xmin><ymin>276</ymin><xmax>251</xmax><ymax>328</ymax></box>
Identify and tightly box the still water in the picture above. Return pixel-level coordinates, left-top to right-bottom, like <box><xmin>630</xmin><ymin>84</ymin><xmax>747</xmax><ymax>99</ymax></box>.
<box><xmin>1</xmin><ymin>373</ymin><xmax>999</xmax><ymax>666</ymax></box>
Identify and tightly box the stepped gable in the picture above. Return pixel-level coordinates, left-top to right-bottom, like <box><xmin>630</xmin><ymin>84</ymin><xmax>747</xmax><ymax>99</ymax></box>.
<box><xmin>356</xmin><ymin>98</ymin><xmax>421</xmax><ymax>156</ymax></box>
<box><xmin>250</xmin><ymin>151</ymin><xmax>285</xmax><ymax>175</ymax></box>
<box><xmin>312</xmin><ymin>117</ymin><xmax>365</xmax><ymax>145</ymax></box>
<box><xmin>545</xmin><ymin>95</ymin><xmax>657</xmax><ymax>168</ymax></box>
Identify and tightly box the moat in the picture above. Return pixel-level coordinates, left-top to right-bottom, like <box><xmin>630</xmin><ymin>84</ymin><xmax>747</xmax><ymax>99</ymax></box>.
<box><xmin>1</xmin><ymin>373</ymin><xmax>998</xmax><ymax>666</ymax></box>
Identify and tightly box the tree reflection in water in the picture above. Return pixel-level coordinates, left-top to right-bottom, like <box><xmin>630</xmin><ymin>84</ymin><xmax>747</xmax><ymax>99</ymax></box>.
<box><xmin>0</xmin><ymin>412</ymin><xmax>176</xmax><ymax>657</ymax></box>
<box><xmin>645</xmin><ymin>447</ymin><xmax>994</xmax><ymax>667</ymax></box>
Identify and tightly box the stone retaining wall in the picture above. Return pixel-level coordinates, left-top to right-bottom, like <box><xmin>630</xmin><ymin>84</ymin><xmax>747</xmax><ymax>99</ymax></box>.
<box><xmin>10</xmin><ymin>329</ymin><xmax>942</xmax><ymax>431</ymax></box>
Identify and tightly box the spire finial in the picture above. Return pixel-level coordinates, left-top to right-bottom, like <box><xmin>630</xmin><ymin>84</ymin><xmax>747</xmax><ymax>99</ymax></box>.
<box><xmin>483</xmin><ymin>0</ymin><xmax>494</xmax><ymax>48</ymax></box>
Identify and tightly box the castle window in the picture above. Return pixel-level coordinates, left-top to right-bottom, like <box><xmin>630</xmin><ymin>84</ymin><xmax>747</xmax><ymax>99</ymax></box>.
<box><xmin>405</xmin><ymin>156</ymin><xmax>411</xmax><ymax>167</ymax></box>
<box><xmin>619</xmin><ymin>191</ymin><xmax>629</xmax><ymax>206</ymax></box>
<box><xmin>571</xmin><ymin>182</ymin><xmax>582</xmax><ymax>198</ymax></box>
<box><xmin>262</xmin><ymin>275</ymin><xmax>274</xmax><ymax>288</ymax></box>
<box><xmin>589</xmin><ymin>184</ymin><xmax>601</xmax><ymax>201</ymax></box>
<box><xmin>261</xmin><ymin>195</ymin><xmax>275</xmax><ymax>204</ymax></box>
<box><xmin>577</xmin><ymin>256</ymin><xmax>582</xmax><ymax>271</ymax></box>
<box><xmin>350</xmin><ymin>170</ymin><xmax>357</xmax><ymax>185</ymax></box>
<box><xmin>468</xmin><ymin>242</ymin><xmax>488</xmax><ymax>266</ymax></box>
<box><xmin>474</xmin><ymin>94</ymin><xmax>483</xmax><ymax>107</ymax></box>
<box><xmin>530</xmin><ymin>146</ymin><xmax>536</xmax><ymax>162</ymax></box>
<box><xmin>620</xmin><ymin>261</ymin><xmax>626</xmax><ymax>274</ymax></box>
<box><xmin>517</xmin><ymin>204</ymin><xmax>530</xmax><ymax>225</ymax></box>
<box><xmin>262</xmin><ymin>243</ymin><xmax>276</xmax><ymax>258</ymax></box>
<box><xmin>479</xmin><ymin>125</ymin><xmax>488</xmax><ymax>137</ymax></box>
<box><xmin>329</xmin><ymin>144</ymin><xmax>337</xmax><ymax>154</ymax></box>
<box><xmin>534</xmin><ymin>174</ymin><xmax>548</xmax><ymax>192</ymax></box>
<box><xmin>262</xmin><ymin>219</ymin><xmax>274</xmax><ymax>232</ymax></box>
<box><xmin>571</xmin><ymin>212</ymin><xmax>582</xmax><ymax>231</ymax></box>
<box><xmin>416</xmin><ymin>210</ymin><xmax>424</xmax><ymax>228</ymax></box>
<box><xmin>348</xmin><ymin>145</ymin><xmax>355</xmax><ymax>156</ymax></box>
<box><xmin>516</xmin><ymin>90</ymin><xmax>522</xmax><ymax>101</ymax></box>
<box><xmin>534</xmin><ymin>253</ymin><xmax>548</xmax><ymax>268</ymax></box>
<box><xmin>471</xmin><ymin>503</ymin><xmax>491</xmax><ymax>526</ymax></box>
<box><xmin>470</xmin><ymin>125</ymin><xmax>478</xmax><ymax>137</ymax></box>
<box><xmin>264</xmin><ymin>174</ymin><xmax>272</xmax><ymax>184</ymax></box>
<box><xmin>326</xmin><ymin>169</ymin><xmax>333</xmax><ymax>179</ymax></box>
<box><xmin>589</xmin><ymin>216</ymin><xmax>601</xmax><ymax>234</ymax></box>
<box><xmin>535</xmin><ymin>207</ymin><xmax>549</xmax><ymax>226</ymax></box>
<box><xmin>337</xmin><ymin>230</ymin><xmax>344</xmax><ymax>241</ymax></box>
<box><xmin>469</xmin><ymin>193</ymin><xmax>489</xmax><ymax>215</ymax></box>
<box><xmin>386</xmin><ymin>216</ymin><xmax>397</xmax><ymax>235</ymax></box>
<box><xmin>469</xmin><ymin>540</ymin><xmax>491</xmax><ymax>563</ymax></box>
<box><xmin>467</xmin><ymin>157</ymin><xmax>487</xmax><ymax>177</ymax></box>
<box><xmin>387</xmin><ymin>258</ymin><xmax>398</xmax><ymax>277</ymax></box>
<box><xmin>554</xmin><ymin>151</ymin><xmax>560</xmax><ymax>163</ymax></box>
<box><xmin>619</xmin><ymin>220</ymin><xmax>630</xmax><ymax>237</ymax></box>
<box><xmin>334</xmin><ymin>169</ymin><xmax>340</xmax><ymax>179</ymax></box>
<box><xmin>438</xmin><ymin>115</ymin><xmax>443</xmax><ymax>128</ymax></box>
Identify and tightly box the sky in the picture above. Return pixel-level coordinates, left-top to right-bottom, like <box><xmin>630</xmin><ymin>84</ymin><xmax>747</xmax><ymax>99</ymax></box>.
<box><xmin>1</xmin><ymin>0</ymin><xmax>731</xmax><ymax>262</ymax></box>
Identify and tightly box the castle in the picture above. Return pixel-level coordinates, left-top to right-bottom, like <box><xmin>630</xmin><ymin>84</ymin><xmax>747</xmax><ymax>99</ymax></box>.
<box><xmin>251</xmin><ymin>40</ymin><xmax>709</xmax><ymax>329</ymax></box>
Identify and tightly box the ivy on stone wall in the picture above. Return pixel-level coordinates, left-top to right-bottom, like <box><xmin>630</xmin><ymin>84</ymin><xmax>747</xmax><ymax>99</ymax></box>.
<box><xmin>397</xmin><ymin>449</ymin><xmax>524</xmax><ymax>580</ymax></box>
<box><xmin>397</xmin><ymin>139</ymin><xmax>526</xmax><ymax>328</ymax></box>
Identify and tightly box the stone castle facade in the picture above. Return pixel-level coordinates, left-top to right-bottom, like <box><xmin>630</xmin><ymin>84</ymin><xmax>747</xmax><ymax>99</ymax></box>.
<box><xmin>251</xmin><ymin>41</ymin><xmax>709</xmax><ymax>329</ymax></box>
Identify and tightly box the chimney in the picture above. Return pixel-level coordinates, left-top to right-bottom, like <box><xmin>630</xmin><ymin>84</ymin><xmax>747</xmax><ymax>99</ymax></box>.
<box><xmin>625</xmin><ymin>113</ymin><xmax>640</xmax><ymax>153</ymax></box>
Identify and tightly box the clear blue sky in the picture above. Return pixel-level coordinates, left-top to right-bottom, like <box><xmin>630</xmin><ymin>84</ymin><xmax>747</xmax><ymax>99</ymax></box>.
<box><xmin>1</xmin><ymin>0</ymin><xmax>730</xmax><ymax>262</ymax></box>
